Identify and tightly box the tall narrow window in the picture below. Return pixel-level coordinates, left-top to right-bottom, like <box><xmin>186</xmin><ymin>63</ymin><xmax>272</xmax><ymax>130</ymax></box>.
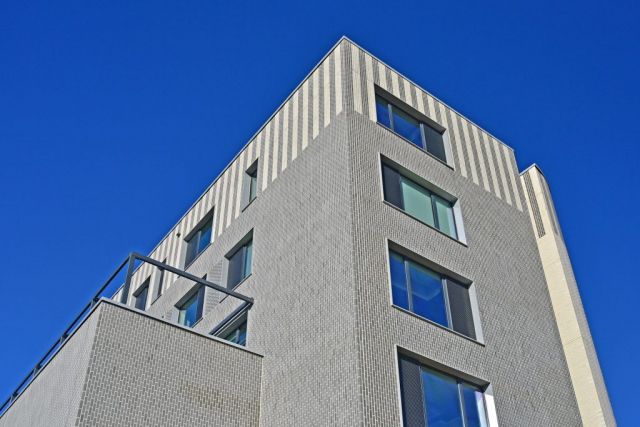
<box><xmin>227</xmin><ymin>239</ymin><xmax>253</xmax><ymax>289</ymax></box>
<box><xmin>376</xmin><ymin>95</ymin><xmax>447</xmax><ymax>163</ymax></box>
<box><xmin>242</xmin><ymin>161</ymin><xmax>259</xmax><ymax>209</ymax></box>
<box><xmin>134</xmin><ymin>279</ymin><xmax>150</xmax><ymax>311</ymax></box>
<box><xmin>177</xmin><ymin>286</ymin><xmax>205</xmax><ymax>328</ymax></box>
<box><xmin>389</xmin><ymin>249</ymin><xmax>477</xmax><ymax>340</ymax></box>
<box><xmin>155</xmin><ymin>258</ymin><xmax>167</xmax><ymax>300</ymax></box>
<box><xmin>382</xmin><ymin>164</ymin><xmax>459</xmax><ymax>240</ymax></box>
<box><xmin>398</xmin><ymin>354</ymin><xmax>490</xmax><ymax>427</ymax></box>
<box><xmin>185</xmin><ymin>215</ymin><xmax>213</xmax><ymax>267</ymax></box>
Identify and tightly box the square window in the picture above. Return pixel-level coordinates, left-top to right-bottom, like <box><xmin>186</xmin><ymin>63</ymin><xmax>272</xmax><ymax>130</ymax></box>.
<box><xmin>376</xmin><ymin>94</ymin><xmax>449</xmax><ymax>164</ymax></box>
<box><xmin>177</xmin><ymin>286</ymin><xmax>205</xmax><ymax>328</ymax></box>
<box><xmin>398</xmin><ymin>354</ymin><xmax>490</xmax><ymax>427</ymax></box>
<box><xmin>389</xmin><ymin>249</ymin><xmax>477</xmax><ymax>340</ymax></box>
<box><xmin>382</xmin><ymin>163</ymin><xmax>460</xmax><ymax>240</ymax></box>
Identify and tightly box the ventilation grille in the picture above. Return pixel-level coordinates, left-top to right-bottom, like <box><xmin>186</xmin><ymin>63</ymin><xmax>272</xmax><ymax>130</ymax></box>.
<box><xmin>523</xmin><ymin>172</ymin><xmax>545</xmax><ymax>238</ymax></box>
<box><xmin>446</xmin><ymin>279</ymin><xmax>476</xmax><ymax>340</ymax></box>
<box><xmin>398</xmin><ymin>355</ymin><xmax>426</xmax><ymax>427</ymax></box>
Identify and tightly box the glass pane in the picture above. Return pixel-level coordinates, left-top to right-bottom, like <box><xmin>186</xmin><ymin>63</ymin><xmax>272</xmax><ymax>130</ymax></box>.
<box><xmin>228</xmin><ymin>246</ymin><xmax>245</xmax><ymax>289</ymax></box>
<box><xmin>244</xmin><ymin>240</ymin><xmax>253</xmax><ymax>279</ymax></box>
<box><xmin>376</xmin><ymin>95</ymin><xmax>391</xmax><ymax>128</ymax></box>
<box><xmin>198</xmin><ymin>219</ymin><xmax>213</xmax><ymax>255</ymax></box>
<box><xmin>422</xmin><ymin>368</ymin><xmax>464</xmax><ymax>427</ymax></box>
<box><xmin>423</xmin><ymin>123</ymin><xmax>447</xmax><ymax>162</ymax></box>
<box><xmin>389</xmin><ymin>251</ymin><xmax>409</xmax><ymax>310</ymax></box>
<box><xmin>185</xmin><ymin>235</ymin><xmax>198</xmax><ymax>266</ymax></box>
<box><xmin>462</xmin><ymin>383</ymin><xmax>489</xmax><ymax>427</ymax></box>
<box><xmin>249</xmin><ymin>171</ymin><xmax>258</xmax><ymax>201</ymax></box>
<box><xmin>434</xmin><ymin>196</ymin><xmax>457</xmax><ymax>239</ymax></box>
<box><xmin>409</xmin><ymin>261</ymin><xmax>448</xmax><ymax>327</ymax></box>
<box><xmin>135</xmin><ymin>286</ymin><xmax>148</xmax><ymax>310</ymax></box>
<box><xmin>392</xmin><ymin>106</ymin><xmax>423</xmax><ymax>147</ymax></box>
<box><xmin>400</xmin><ymin>177</ymin><xmax>435</xmax><ymax>227</ymax></box>
<box><xmin>179</xmin><ymin>293</ymin><xmax>199</xmax><ymax>327</ymax></box>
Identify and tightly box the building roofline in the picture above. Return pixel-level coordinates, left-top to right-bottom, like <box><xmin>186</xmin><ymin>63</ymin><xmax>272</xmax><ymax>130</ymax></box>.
<box><xmin>144</xmin><ymin>35</ymin><xmax>517</xmax><ymax>259</ymax></box>
<box><xmin>520</xmin><ymin>163</ymin><xmax>546</xmax><ymax>179</ymax></box>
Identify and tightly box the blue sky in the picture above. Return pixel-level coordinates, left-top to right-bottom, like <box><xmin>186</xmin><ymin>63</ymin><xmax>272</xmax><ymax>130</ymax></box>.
<box><xmin>1</xmin><ymin>0</ymin><xmax>637</xmax><ymax>422</ymax></box>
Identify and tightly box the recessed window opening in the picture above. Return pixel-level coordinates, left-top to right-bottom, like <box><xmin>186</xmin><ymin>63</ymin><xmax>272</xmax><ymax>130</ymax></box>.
<box><xmin>398</xmin><ymin>354</ymin><xmax>490</xmax><ymax>427</ymax></box>
<box><xmin>382</xmin><ymin>163</ymin><xmax>459</xmax><ymax>240</ymax></box>
<box><xmin>185</xmin><ymin>213</ymin><xmax>213</xmax><ymax>267</ymax></box>
<box><xmin>177</xmin><ymin>285</ymin><xmax>205</xmax><ymax>328</ymax></box>
<box><xmin>242</xmin><ymin>160</ymin><xmax>259</xmax><ymax>209</ymax></box>
<box><xmin>133</xmin><ymin>278</ymin><xmax>150</xmax><ymax>311</ymax></box>
<box><xmin>227</xmin><ymin>238</ymin><xmax>253</xmax><ymax>289</ymax></box>
<box><xmin>376</xmin><ymin>94</ymin><xmax>447</xmax><ymax>163</ymax></box>
<box><xmin>214</xmin><ymin>311</ymin><xmax>248</xmax><ymax>347</ymax></box>
<box><xmin>389</xmin><ymin>249</ymin><xmax>477</xmax><ymax>340</ymax></box>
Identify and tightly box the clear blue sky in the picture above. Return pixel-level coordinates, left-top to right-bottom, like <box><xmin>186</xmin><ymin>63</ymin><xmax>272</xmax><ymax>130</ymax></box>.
<box><xmin>1</xmin><ymin>0</ymin><xmax>637</xmax><ymax>422</ymax></box>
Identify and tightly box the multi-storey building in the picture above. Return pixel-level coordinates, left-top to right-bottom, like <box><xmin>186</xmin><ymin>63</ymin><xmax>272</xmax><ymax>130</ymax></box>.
<box><xmin>0</xmin><ymin>37</ymin><xmax>615</xmax><ymax>427</ymax></box>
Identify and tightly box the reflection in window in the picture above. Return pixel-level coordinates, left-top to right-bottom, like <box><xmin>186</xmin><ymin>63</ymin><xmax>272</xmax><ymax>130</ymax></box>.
<box><xmin>223</xmin><ymin>319</ymin><xmax>247</xmax><ymax>346</ymax></box>
<box><xmin>227</xmin><ymin>239</ymin><xmax>253</xmax><ymax>289</ymax></box>
<box><xmin>398</xmin><ymin>354</ymin><xmax>490</xmax><ymax>427</ymax></box>
<box><xmin>178</xmin><ymin>287</ymin><xmax>204</xmax><ymax>328</ymax></box>
<box><xmin>376</xmin><ymin>95</ymin><xmax>447</xmax><ymax>163</ymax></box>
<box><xmin>389</xmin><ymin>249</ymin><xmax>476</xmax><ymax>340</ymax></box>
<box><xmin>134</xmin><ymin>280</ymin><xmax>149</xmax><ymax>311</ymax></box>
<box><xmin>382</xmin><ymin>164</ymin><xmax>458</xmax><ymax>239</ymax></box>
<box><xmin>185</xmin><ymin>216</ymin><xmax>213</xmax><ymax>267</ymax></box>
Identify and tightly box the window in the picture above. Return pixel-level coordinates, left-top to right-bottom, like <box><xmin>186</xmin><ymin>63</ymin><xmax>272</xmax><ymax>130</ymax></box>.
<box><xmin>134</xmin><ymin>279</ymin><xmax>150</xmax><ymax>311</ymax></box>
<box><xmin>376</xmin><ymin>94</ymin><xmax>448</xmax><ymax>163</ymax></box>
<box><xmin>389</xmin><ymin>249</ymin><xmax>477</xmax><ymax>340</ymax></box>
<box><xmin>398</xmin><ymin>354</ymin><xmax>490</xmax><ymax>427</ymax></box>
<box><xmin>218</xmin><ymin>315</ymin><xmax>248</xmax><ymax>346</ymax></box>
<box><xmin>382</xmin><ymin>164</ymin><xmax>459</xmax><ymax>240</ymax></box>
<box><xmin>227</xmin><ymin>239</ymin><xmax>253</xmax><ymax>289</ymax></box>
<box><xmin>242</xmin><ymin>161</ymin><xmax>259</xmax><ymax>209</ymax></box>
<box><xmin>155</xmin><ymin>258</ymin><xmax>167</xmax><ymax>300</ymax></box>
<box><xmin>177</xmin><ymin>286</ymin><xmax>205</xmax><ymax>327</ymax></box>
<box><xmin>185</xmin><ymin>215</ymin><xmax>213</xmax><ymax>267</ymax></box>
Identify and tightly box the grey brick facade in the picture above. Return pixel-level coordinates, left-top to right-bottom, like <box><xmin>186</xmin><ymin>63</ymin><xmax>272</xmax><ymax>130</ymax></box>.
<box><xmin>1</xmin><ymin>37</ymin><xmax>614</xmax><ymax>426</ymax></box>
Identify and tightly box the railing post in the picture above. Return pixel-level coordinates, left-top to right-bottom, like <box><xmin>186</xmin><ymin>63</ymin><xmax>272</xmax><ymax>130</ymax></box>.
<box><xmin>120</xmin><ymin>253</ymin><xmax>137</xmax><ymax>305</ymax></box>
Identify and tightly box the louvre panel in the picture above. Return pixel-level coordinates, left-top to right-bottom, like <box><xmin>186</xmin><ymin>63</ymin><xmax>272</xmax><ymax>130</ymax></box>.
<box><xmin>523</xmin><ymin>172</ymin><xmax>545</xmax><ymax>238</ymax></box>
<box><xmin>382</xmin><ymin>164</ymin><xmax>403</xmax><ymax>208</ymax></box>
<box><xmin>446</xmin><ymin>279</ymin><xmax>476</xmax><ymax>340</ymax></box>
<box><xmin>398</xmin><ymin>354</ymin><xmax>426</xmax><ymax>427</ymax></box>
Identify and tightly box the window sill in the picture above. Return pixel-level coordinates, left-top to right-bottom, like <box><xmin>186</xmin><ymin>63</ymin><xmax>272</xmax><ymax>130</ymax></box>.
<box><xmin>376</xmin><ymin>122</ymin><xmax>455</xmax><ymax>170</ymax></box>
<box><xmin>184</xmin><ymin>242</ymin><xmax>213</xmax><ymax>271</ymax></box>
<box><xmin>392</xmin><ymin>304</ymin><xmax>485</xmax><ymax>346</ymax></box>
<box><xmin>382</xmin><ymin>201</ymin><xmax>468</xmax><ymax>247</ymax></box>
<box><xmin>219</xmin><ymin>273</ymin><xmax>252</xmax><ymax>303</ymax></box>
<box><xmin>241</xmin><ymin>196</ymin><xmax>257</xmax><ymax>213</ymax></box>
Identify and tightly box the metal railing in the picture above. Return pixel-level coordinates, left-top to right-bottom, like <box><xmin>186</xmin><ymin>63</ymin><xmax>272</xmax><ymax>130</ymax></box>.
<box><xmin>0</xmin><ymin>251</ymin><xmax>253</xmax><ymax>417</ymax></box>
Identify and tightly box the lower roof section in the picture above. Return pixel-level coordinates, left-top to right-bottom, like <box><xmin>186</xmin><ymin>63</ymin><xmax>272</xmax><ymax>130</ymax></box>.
<box><xmin>0</xmin><ymin>299</ymin><xmax>263</xmax><ymax>427</ymax></box>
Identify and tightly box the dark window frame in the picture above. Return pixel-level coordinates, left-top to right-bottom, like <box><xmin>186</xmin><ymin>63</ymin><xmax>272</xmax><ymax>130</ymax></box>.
<box><xmin>389</xmin><ymin>249</ymin><xmax>477</xmax><ymax>340</ymax></box>
<box><xmin>226</xmin><ymin>236</ymin><xmax>253</xmax><ymax>290</ymax></box>
<box><xmin>184</xmin><ymin>212</ymin><xmax>214</xmax><ymax>268</ymax></box>
<box><xmin>382</xmin><ymin>163</ymin><xmax>459</xmax><ymax>240</ymax></box>
<box><xmin>242</xmin><ymin>160</ymin><xmax>259</xmax><ymax>210</ymax></box>
<box><xmin>398</xmin><ymin>353</ymin><xmax>491</xmax><ymax>427</ymax></box>
<box><xmin>176</xmin><ymin>285</ymin><xmax>206</xmax><ymax>328</ymax></box>
<box><xmin>376</xmin><ymin>93</ymin><xmax>449</xmax><ymax>164</ymax></box>
<box><xmin>133</xmin><ymin>278</ymin><xmax>150</xmax><ymax>311</ymax></box>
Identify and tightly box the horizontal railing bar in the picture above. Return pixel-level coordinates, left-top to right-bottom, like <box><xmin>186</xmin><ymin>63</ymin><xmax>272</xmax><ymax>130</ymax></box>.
<box><xmin>129</xmin><ymin>252</ymin><xmax>254</xmax><ymax>304</ymax></box>
<box><xmin>1</xmin><ymin>251</ymin><xmax>254</xmax><ymax>417</ymax></box>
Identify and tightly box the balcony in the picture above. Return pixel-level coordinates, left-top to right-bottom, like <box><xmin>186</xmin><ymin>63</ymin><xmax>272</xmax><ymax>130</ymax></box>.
<box><xmin>0</xmin><ymin>254</ymin><xmax>262</xmax><ymax>427</ymax></box>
